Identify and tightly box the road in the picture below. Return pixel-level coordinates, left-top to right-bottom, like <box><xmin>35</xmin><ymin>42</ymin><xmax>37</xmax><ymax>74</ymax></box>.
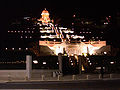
<box><xmin>0</xmin><ymin>80</ymin><xmax>120</xmax><ymax>89</ymax></box>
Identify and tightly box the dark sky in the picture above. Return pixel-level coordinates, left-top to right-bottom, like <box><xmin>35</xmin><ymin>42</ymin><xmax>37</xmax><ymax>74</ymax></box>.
<box><xmin>0</xmin><ymin>1</ymin><xmax>119</xmax><ymax>29</ymax></box>
<box><xmin>1</xmin><ymin>6</ymin><xmax>118</xmax><ymax>28</ymax></box>
<box><xmin>1</xmin><ymin>0</ymin><xmax>118</xmax><ymax>19</ymax></box>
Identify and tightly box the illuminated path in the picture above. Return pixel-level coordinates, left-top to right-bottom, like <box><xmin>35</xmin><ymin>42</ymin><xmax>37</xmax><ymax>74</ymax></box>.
<box><xmin>0</xmin><ymin>80</ymin><xmax>120</xmax><ymax>89</ymax></box>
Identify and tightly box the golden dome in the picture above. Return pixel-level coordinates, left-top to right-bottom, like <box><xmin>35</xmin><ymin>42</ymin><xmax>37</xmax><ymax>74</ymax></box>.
<box><xmin>42</xmin><ymin>8</ymin><xmax>49</xmax><ymax>14</ymax></box>
<box><xmin>38</xmin><ymin>8</ymin><xmax>51</xmax><ymax>24</ymax></box>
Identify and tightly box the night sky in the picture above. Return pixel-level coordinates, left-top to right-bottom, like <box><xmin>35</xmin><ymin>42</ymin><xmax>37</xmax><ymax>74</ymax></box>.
<box><xmin>0</xmin><ymin>1</ymin><xmax>120</xmax><ymax>47</ymax></box>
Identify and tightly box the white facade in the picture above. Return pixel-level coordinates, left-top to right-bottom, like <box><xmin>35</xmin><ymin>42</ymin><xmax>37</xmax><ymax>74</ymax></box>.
<box><xmin>39</xmin><ymin>41</ymin><xmax>109</xmax><ymax>56</ymax></box>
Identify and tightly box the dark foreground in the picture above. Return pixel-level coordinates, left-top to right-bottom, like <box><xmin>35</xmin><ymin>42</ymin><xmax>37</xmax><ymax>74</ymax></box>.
<box><xmin>0</xmin><ymin>79</ymin><xmax>120</xmax><ymax>89</ymax></box>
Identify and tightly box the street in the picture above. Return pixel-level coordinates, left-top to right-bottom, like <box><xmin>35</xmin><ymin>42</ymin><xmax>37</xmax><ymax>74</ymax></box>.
<box><xmin>0</xmin><ymin>79</ymin><xmax>120</xmax><ymax>89</ymax></box>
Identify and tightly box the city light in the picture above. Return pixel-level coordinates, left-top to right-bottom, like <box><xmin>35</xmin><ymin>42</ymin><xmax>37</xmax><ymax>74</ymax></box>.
<box><xmin>30</xmin><ymin>36</ymin><xmax>32</xmax><ymax>38</ymax></box>
<box><xmin>26</xmin><ymin>48</ymin><xmax>28</xmax><ymax>50</ymax></box>
<box><xmin>73</xmin><ymin>14</ymin><xmax>76</xmax><ymax>17</ymax></box>
<box><xmin>104</xmin><ymin>22</ymin><xmax>109</xmax><ymax>25</ymax></box>
<box><xmin>72</xmin><ymin>35</ymin><xmax>84</xmax><ymax>39</ymax></box>
<box><xmin>104</xmin><ymin>52</ymin><xmax>107</xmax><ymax>54</ymax></box>
<box><xmin>110</xmin><ymin>62</ymin><xmax>114</xmax><ymax>64</ymax></box>
<box><xmin>33</xmin><ymin>60</ymin><xmax>38</xmax><ymax>64</ymax></box>
<box><xmin>64</xmin><ymin>30</ymin><xmax>74</xmax><ymax>33</ymax></box>
<box><xmin>59</xmin><ymin>27</ymin><xmax>67</xmax><ymax>30</ymax></box>
<box><xmin>71</xmin><ymin>63</ymin><xmax>74</xmax><ymax>66</ymax></box>
<box><xmin>12</xmin><ymin>48</ymin><xmax>15</xmax><ymax>50</ymax></box>
<box><xmin>19</xmin><ymin>48</ymin><xmax>21</xmax><ymax>50</ymax></box>
<box><xmin>88</xmin><ymin>60</ymin><xmax>91</xmax><ymax>63</ymax></box>
<box><xmin>89</xmin><ymin>63</ymin><xmax>92</xmax><ymax>65</ymax></box>
<box><xmin>43</xmin><ymin>62</ymin><xmax>47</xmax><ymax>65</ymax></box>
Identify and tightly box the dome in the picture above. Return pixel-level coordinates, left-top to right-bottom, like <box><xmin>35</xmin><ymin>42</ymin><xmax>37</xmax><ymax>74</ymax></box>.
<box><xmin>39</xmin><ymin>8</ymin><xmax>51</xmax><ymax>24</ymax></box>
<box><xmin>42</xmin><ymin>8</ymin><xmax>49</xmax><ymax>14</ymax></box>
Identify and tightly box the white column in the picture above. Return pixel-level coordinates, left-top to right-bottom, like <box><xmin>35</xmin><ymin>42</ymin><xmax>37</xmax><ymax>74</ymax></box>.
<box><xmin>26</xmin><ymin>55</ymin><xmax>32</xmax><ymax>80</ymax></box>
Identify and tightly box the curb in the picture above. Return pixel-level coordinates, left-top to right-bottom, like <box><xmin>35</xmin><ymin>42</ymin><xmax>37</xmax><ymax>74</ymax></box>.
<box><xmin>1</xmin><ymin>78</ymin><xmax>120</xmax><ymax>83</ymax></box>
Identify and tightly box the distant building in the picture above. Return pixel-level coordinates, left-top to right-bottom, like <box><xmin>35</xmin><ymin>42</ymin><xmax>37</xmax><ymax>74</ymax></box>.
<box><xmin>72</xmin><ymin>13</ymin><xmax>112</xmax><ymax>42</ymax></box>
<box><xmin>6</xmin><ymin>8</ymin><xmax>111</xmax><ymax>56</ymax></box>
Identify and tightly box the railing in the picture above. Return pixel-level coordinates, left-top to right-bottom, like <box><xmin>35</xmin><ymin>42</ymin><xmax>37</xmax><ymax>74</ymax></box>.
<box><xmin>0</xmin><ymin>74</ymin><xmax>120</xmax><ymax>82</ymax></box>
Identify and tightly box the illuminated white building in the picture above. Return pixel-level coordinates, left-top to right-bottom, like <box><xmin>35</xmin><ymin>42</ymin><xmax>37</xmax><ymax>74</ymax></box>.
<box><xmin>38</xmin><ymin>9</ymin><xmax>111</xmax><ymax>56</ymax></box>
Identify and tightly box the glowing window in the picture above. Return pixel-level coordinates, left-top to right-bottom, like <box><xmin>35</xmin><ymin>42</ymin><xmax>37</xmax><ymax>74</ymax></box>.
<box><xmin>110</xmin><ymin>62</ymin><xmax>114</xmax><ymax>64</ymax></box>
<box><xmin>26</xmin><ymin>48</ymin><xmax>28</xmax><ymax>50</ymax></box>
<box><xmin>19</xmin><ymin>48</ymin><xmax>21</xmax><ymax>50</ymax></box>
<box><xmin>43</xmin><ymin>62</ymin><xmax>47</xmax><ymax>65</ymax></box>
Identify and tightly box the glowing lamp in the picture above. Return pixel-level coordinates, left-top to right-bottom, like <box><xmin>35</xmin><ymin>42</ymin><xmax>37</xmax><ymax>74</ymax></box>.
<box><xmin>33</xmin><ymin>60</ymin><xmax>38</xmax><ymax>64</ymax></box>
<box><xmin>43</xmin><ymin>62</ymin><xmax>47</xmax><ymax>65</ymax></box>
<box><xmin>110</xmin><ymin>62</ymin><xmax>114</xmax><ymax>64</ymax></box>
